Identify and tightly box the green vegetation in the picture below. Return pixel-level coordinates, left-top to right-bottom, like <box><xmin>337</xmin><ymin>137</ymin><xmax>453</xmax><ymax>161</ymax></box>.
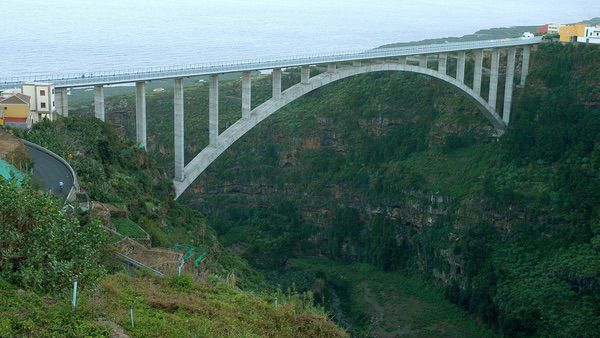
<box><xmin>0</xmin><ymin>273</ymin><xmax>346</xmax><ymax>337</ymax></box>
<box><xmin>290</xmin><ymin>258</ymin><xmax>495</xmax><ymax>337</ymax></box>
<box><xmin>0</xmin><ymin>180</ymin><xmax>106</xmax><ymax>293</ymax></box>
<box><xmin>112</xmin><ymin>218</ymin><xmax>148</xmax><ymax>238</ymax></box>
<box><xmin>2</xmin><ymin>115</ymin><xmax>344</xmax><ymax>335</ymax></box>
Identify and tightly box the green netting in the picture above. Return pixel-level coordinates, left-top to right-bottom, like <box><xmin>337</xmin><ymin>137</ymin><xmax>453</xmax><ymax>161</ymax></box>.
<box><xmin>0</xmin><ymin>159</ymin><xmax>24</xmax><ymax>185</ymax></box>
<box><xmin>174</xmin><ymin>244</ymin><xmax>207</xmax><ymax>267</ymax></box>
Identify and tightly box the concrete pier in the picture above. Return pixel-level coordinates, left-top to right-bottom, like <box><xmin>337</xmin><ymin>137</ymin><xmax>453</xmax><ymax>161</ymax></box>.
<box><xmin>174</xmin><ymin>78</ymin><xmax>184</xmax><ymax>181</ymax></box>
<box><xmin>398</xmin><ymin>56</ymin><xmax>407</xmax><ymax>65</ymax></box>
<box><xmin>94</xmin><ymin>85</ymin><xmax>105</xmax><ymax>121</ymax></box>
<box><xmin>473</xmin><ymin>50</ymin><xmax>483</xmax><ymax>94</ymax></box>
<box><xmin>438</xmin><ymin>53</ymin><xmax>447</xmax><ymax>75</ymax></box>
<box><xmin>503</xmin><ymin>48</ymin><xmax>517</xmax><ymax>124</ymax></box>
<box><xmin>135</xmin><ymin>82</ymin><xmax>147</xmax><ymax>150</ymax></box>
<box><xmin>272</xmin><ymin>68</ymin><xmax>282</xmax><ymax>99</ymax></box>
<box><xmin>55</xmin><ymin>88</ymin><xmax>69</xmax><ymax>117</ymax></box>
<box><xmin>209</xmin><ymin>75</ymin><xmax>219</xmax><ymax>144</ymax></box>
<box><xmin>242</xmin><ymin>71</ymin><xmax>251</xmax><ymax>118</ymax></box>
<box><xmin>520</xmin><ymin>46</ymin><xmax>531</xmax><ymax>86</ymax></box>
<box><xmin>327</xmin><ymin>63</ymin><xmax>337</xmax><ymax>73</ymax></box>
<box><xmin>456</xmin><ymin>51</ymin><xmax>466</xmax><ymax>82</ymax></box>
<box><xmin>352</xmin><ymin>61</ymin><xmax>362</xmax><ymax>67</ymax></box>
<box><xmin>419</xmin><ymin>55</ymin><xmax>428</xmax><ymax>68</ymax></box>
<box><xmin>488</xmin><ymin>49</ymin><xmax>500</xmax><ymax>110</ymax></box>
<box><xmin>301</xmin><ymin>66</ymin><xmax>310</xmax><ymax>84</ymax></box>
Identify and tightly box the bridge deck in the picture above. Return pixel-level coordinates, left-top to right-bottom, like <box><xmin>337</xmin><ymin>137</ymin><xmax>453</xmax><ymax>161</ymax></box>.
<box><xmin>0</xmin><ymin>37</ymin><xmax>541</xmax><ymax>89</ymax></box>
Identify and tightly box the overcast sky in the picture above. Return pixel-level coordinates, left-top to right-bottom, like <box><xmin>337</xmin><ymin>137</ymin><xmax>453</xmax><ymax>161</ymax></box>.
<box><xmin>1</xmin><ymin>0</ymin><xmax>598</xmax><ymax>76</ymax></box>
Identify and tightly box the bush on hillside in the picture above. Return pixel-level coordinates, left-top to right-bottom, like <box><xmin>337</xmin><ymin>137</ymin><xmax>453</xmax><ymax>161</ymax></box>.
<box><xmin>0</xmin><ymin>180</ymin><xmax>107</xmax><ymax>292</ymax></box>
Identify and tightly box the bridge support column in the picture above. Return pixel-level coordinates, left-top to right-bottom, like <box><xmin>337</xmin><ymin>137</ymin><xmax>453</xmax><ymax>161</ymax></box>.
<box><xmin>398</xmin><ymin>56</ymin><xmax>407</xmax><ymax>65</ymax></box>
<box><xmin>55</xmin><ymin>88</ymin><xmax>69</xmax><ymax>117</ymax></box>
<box><xmin>136</xmin><ymin>81</ymin><xmax>147</xmax><ymax>150</ymax></box>
<box><xmin>419</xmin><ymin>55</ymin><xmax>428</xmax><ymax>68</ymax></box>
<box><xmin>272</xmin><ymin>68</ymin><xmax>282</xmax><ymax>99</ymax></box>
<box><xmin>301</xmin><ymin>66</ymin><xmax>311</xmax><ymax>84</ymax></box>
<box><xmin>473</xmin><ymin>50</ymin><xmax>483</xmax><ymax>94</ymax></box>
<box><xmin>94</xmin><ymin>85</ymin><xmax>105</xmax><ymax>121</ymax></box>
<box><xmin>242</xmin><ymin>72</ymin><xmax>251</xmax><ymax>118</ymax></box>
<box><xmin>438</xmin><ymin>53</ymin><xmax>447</xmax><ymax>75</ymax></box>
<box><xmin>456</xmin><ymin>51</ymin><xmax>466</xmax><ymax>82</ymax></box>
<box><xmin>327</xmin><ymin>63</ymin><xmax>337</xmax><ymax>73</ymax></box>
<box><xmin>352</xmin><ymin>61</ymin><xmax>362</xmax><ymax>67</ymax></box>
<box><xmin>209</xmin><ymin>75</ymin><xmax>219</xmax><ymax>144</ymax></box>
<box><xmin>520</xmin><ymin>45</ymin><xmax>531</xmax><ymax>86</ymax></box>
<box><xmin>488</xmin><ymin>49</ymin><xmax>500</xmax><ymax>110</ymax></box>
<box><xmin>174</xmin><ymin>78</ymin><xmax>184</xmax><ymax>181</ymax></box>
<box><xmin>503</xmin><ymin>48</ymin><xmax>517</xmax><ymax>124</ymax></box>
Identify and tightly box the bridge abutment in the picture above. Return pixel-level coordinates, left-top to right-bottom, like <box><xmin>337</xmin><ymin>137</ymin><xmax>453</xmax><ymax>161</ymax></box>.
<box><xmin>488</xmin><ymin>49</ymin><xmax>500</xmax><ymax>110</ymax></box>
<box><xmin>136</xmin><ymin>81</ymin><xmax>147</xmax><ymax>150</ymax></box>
<box><xmin>174</xmin><ymin>78</ymin><xmax>185</xmax><ymax>181</ymax></box>
<box><xmin>419</xmin><ymin>55</ymin><xmax>428</xmax><ymax>68</ymax></box>
<box><xmin>503</xmin><ymin>47</ymin><xmax>517</xmax><ymax>124</ymax></box>
<box><xmin>272</xmin><ymin>68</ymin><xmax>282</xmax><ymax>99</ymax></box>
<box><xmin>55</xmin><ymin>88</ymin><xmax>69</xmax><ymax>117</ymax></box>
<box><xmin>301</xmin><ymin>66</ymin><xmax>311</xmax><ymax>84</ymax></box>
<box><xmin>456</xmin><ymin>51</ymin><xmax>466</xmax><ymax>82</ymax></box>
<box><xmin>520</xmin><ymin>46</ymin><xmax>531</xmax><ymax>86</ymax></box>
<box><xmin>209</xmin><ymin>75</ymin><xmax>219</xmax><ymax>144</ymax></box>
<box><xmin>94</xmin><ymin>85</ymin><xmax>105</xmax><ymax>121</ymax></box>
<box><xmin>438</xmin><ymin>53</ymin><xmax>447</xmax><ymax>75</ymax></box>
<box><xmin>473</xmin><ymin>50</ymin><xmax>483</xmax><ymax>95</ymax></box>
<box><xmin>242</xmin><ymin>71</ymin><xmax>252</xmax><ymax>118</ymax></box>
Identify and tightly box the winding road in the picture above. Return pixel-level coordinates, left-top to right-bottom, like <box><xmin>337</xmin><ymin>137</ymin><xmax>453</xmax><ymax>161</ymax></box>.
<box><xmin>26</xmin><ymin>144</ymin><xmax>73</xmax><ymax>201</ymax></box>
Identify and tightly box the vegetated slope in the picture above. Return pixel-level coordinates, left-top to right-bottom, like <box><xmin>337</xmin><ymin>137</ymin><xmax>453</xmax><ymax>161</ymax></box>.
<box><xmin>68</xmin><ymin>42</ymin><xmax>599</xmax><ymax>336</ymax></box>
<box><xmin>0</xmin><ymin>270</ymin><xmax>346</xmax><ymax>337</ymax></box>
<box><xmin>2</xmin><ymin>118</ymin><xmax>346</xmax><ymax>336</ymax></box>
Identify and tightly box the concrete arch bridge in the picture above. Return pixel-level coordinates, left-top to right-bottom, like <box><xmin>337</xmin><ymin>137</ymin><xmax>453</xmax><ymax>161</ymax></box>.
<box><xmin>3</xmin><ymin>37</ymin><xmax>541</xmax><ymax>198</ymax></box>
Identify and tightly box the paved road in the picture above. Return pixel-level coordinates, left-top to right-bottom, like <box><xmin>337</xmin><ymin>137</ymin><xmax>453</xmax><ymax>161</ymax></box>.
<box><xmin>26</xmin><ymin>145</ymin><xmax>72</xmax><ymax>201</ymax></box>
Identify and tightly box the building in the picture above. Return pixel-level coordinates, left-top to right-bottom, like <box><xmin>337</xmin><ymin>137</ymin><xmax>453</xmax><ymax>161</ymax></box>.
<box><xmin>577</xmin><ymin>26</ymin><xmax>600</xmax><ymax>44</ymax></box>
<box><xmin>559</xmin><ymin>24</ymin><xmax>586</xmax><ymax>42</ymax></box>
<box><xmin>547</xmin><ymin>24</ymin><xmax>563</xmax><ymax>34</ymax></box>
<box><xmin>21</xmin><ymin>82</ymin><xmax>56</xmax><ymax>122</ymax></box>
<box><xmin>537</xmin><ymin>24</ymin><xmax>549</xmax><ymax>35</ymax></box>
<box><xmin>0</xmin><ymin>93</ymin><xmax>32</xmax><ymax>129</ymax></box>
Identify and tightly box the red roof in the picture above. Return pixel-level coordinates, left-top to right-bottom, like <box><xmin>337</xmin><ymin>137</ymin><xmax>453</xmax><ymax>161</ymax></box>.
<box><xmin>3</xmin><ymin>117</ymin><xmax>27</xmax><ymax>123</ymax></box>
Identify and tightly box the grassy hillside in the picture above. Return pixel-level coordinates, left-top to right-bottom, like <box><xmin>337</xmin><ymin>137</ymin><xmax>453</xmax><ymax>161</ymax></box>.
<box><xmin>2</xmin><ymin>115</ymin><xmax>346</xmax><ymax>336</ymax></box>
<box><xmin>0</xmin><ymin>272</ymin><xmax>345</xmax><ymax>337</ymax></box>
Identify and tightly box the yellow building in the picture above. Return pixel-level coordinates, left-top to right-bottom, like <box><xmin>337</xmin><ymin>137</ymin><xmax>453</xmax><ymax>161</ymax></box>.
<box><xmin>0</xmin><ymin>93</ymin><xmax>32</xmax><ymax>129</ymax></box>
<box><xmin>559</xmin><ymin>24</ymin><xmax>586</xmax><ymax>43</ymax></box>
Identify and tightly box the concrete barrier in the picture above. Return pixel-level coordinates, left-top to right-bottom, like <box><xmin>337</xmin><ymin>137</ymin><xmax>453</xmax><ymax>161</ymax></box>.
<box><xmin>21</xmin><ymin>139</ymin><xmax>80</xmax><ymax>203</ymax></box>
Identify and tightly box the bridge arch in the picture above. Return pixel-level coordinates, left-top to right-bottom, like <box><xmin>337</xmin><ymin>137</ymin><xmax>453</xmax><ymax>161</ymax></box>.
<box><xmin>174</xmin><ymin>62</ymin><xmax>506</xmax><ymax>197</ymax></box>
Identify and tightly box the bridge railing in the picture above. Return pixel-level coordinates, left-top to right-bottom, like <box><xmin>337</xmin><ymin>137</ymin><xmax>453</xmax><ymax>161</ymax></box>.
<box><xmin>0</xmin><ymin>37</ymin><xmax>541</xmax><ymax>89</ymax></box>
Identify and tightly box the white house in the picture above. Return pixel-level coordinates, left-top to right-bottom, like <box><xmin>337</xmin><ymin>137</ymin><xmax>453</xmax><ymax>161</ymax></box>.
<box><xmin>577</xmin><ymin>26</ymin><xmax>600</xmax><ymax>44</ymax></box>
<box><xmin>21</xmin><ymin>82</ymin><xmax>56</xmax><ymax>122</ymax></box>
<box><xmin>547</xmin><ymin>24</ymin><xmax>563</xmax><ymax>34</ymax></box>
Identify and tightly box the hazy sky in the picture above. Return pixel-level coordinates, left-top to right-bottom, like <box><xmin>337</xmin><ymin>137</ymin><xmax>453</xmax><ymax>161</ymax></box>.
<box><xmin>1</xmin><ymin>0</ymin><xmax>598</xmax><ymax>76</ymax></box>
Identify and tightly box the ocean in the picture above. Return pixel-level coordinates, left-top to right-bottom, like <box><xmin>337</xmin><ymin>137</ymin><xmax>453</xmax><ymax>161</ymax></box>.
<box><xmin>0</xmin><ymin>0</ymin><xmax>596</xmax><ymax>79</ymax></box>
